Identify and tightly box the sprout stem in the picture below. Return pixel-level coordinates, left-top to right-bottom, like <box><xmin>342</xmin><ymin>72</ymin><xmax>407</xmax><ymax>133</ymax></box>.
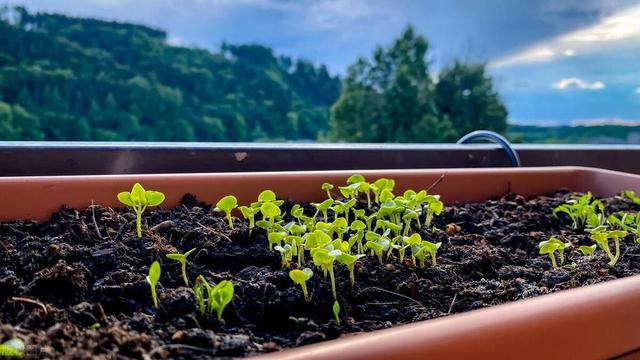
<box><xmin>549</xmin><ymin>253</ymin><xmax>557</xmax><ymax>270</ymax></box>
<box><xmin>609</xmin><ymin>238</ymin><xmax>620</xmax><ymax>266</ymax></box>
<box><xmin>328</xmin><ymin>266</ymin><xmax>337</xmax><ymax>300</ymax></box>
<box><xmin>348</xmin><ymin>264</ymin><xmax>356</xmax><ymax>286</ymax></box>
<box><xmin>181</xmin><ymin>262</ymin><xmax>189</xmax><ymax>287</ymax></box>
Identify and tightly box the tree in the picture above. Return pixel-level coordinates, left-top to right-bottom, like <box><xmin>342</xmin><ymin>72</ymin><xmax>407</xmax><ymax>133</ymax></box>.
<box><xmin>330</xmin><ymin>26</ymin><xmax>506</xmax><ymax>143</ymax></box>
<box><xmin>435</xmin><ymin>61</ymin><xmax>508</xmax><ymax>136</ymax></box>
<box><xmin>0</xmin><ymin>7</ymin><xmax>341</xmax><ymax>142</ymax></box>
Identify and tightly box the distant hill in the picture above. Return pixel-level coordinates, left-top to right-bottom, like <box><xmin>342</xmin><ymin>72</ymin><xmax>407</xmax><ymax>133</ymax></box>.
<box><xmin>0</xmin><ymin>7</ymin><xmax>341</xmax><ymax>141</ymax></box>
<box><xmin>509</xmin><ymin>124</ymin><xmax>640</xmax><ymax>144</ymax></box>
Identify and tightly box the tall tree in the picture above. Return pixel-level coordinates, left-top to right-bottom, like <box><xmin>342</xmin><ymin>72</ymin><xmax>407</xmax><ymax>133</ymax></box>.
<box><xmin>330</xmin><ymin>26</ymin><xmax>507</xmax><ymax>142</ymax></box>
<box><xmin>435</xmin><ymin>61</ymin><xmax>508</xmax><ymax>136</ymax></box>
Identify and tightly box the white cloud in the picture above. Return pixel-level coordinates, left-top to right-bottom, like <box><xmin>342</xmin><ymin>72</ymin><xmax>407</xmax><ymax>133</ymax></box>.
<box><xmin>490</xmin><ymin>4</ymin><xmax>640</xmax><ymax>68</ymax></box>
<box><xmin>305</xmin><ymin>0</ymin><xmax>384</xmax><ymax>30</ymax></box>
<box><xmin>552</xmin><ymin>78</ymin><xmax>605</xmax><ymax>90</ymax></box>
<box><xmin>635</xmin><ymin>87</ymin><xmax>640</xmax><ymax>94</ymax></box>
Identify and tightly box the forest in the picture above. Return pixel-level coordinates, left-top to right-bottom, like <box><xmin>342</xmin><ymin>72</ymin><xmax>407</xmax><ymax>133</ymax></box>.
<box><xmin>0</xmin><ymin>7</ymin><xmax>341</xmax><ymax>141</ymax></box>
<box><xmin>4</xmin><ymin>6</ymin><xmax>600</xmax><ymax>144</ymax></box>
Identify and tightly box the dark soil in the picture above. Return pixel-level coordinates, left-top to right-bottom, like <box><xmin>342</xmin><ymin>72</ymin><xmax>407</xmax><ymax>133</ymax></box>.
<box><xmin>1</xmin><ymin>191</ymin><xmax>639</xmax><ymax>359</ymax></box>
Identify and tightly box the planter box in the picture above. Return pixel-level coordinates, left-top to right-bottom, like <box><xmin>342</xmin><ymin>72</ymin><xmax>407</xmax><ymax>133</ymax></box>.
<box><xmin>1</xmin><ymin>166</ymin><xmax>639</xmax><ymax>359</ymax></box>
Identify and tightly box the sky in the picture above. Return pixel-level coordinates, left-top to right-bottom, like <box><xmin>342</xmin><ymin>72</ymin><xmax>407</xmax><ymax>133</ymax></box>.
<box><xmin>11</xmin><ymin>0</ymin><xmax>640</xmax><ymax>125</ymax></box>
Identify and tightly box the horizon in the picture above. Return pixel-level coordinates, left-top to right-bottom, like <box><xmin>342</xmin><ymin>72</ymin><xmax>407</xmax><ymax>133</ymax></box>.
<box><xmin>9</xmin><ymin>0</ymin><xmax>640</xmax><ymax>126</ymax></box>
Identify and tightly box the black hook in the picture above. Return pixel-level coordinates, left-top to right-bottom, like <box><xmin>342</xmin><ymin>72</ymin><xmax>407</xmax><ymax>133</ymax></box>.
<box><xmin>456</xmin><ymin>130</ymin><xmax>521</xmax><ymax>167</ymax></box>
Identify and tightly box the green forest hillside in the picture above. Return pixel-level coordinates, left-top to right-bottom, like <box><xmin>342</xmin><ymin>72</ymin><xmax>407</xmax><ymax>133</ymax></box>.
<box><xmin>0</xmin><ymin>7</ymin><xmax>340</xmax><ymax>141</ymax></box>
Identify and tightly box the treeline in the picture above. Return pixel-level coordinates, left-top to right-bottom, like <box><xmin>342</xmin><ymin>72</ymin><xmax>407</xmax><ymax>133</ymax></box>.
<box><xmin>0</xmin><ymin>7</ymin><xmax>340</xmax><ymax>141</ymax></box>
<box><xmin>0</xmin><ymin>7</ymin><xmax>507</xmax><ymax>143</ymax></box>
<box><xmin>509</xmin><ymin>125</ymin><xmax>640</xmax><ymax>144</ymax></box>
<box><xmin>330</xmin><ymin>27</ymin><xmax>507</xmax><ymax>143</ymax></box>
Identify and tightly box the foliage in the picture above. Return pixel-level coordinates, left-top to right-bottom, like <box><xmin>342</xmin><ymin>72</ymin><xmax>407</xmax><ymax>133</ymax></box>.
<box><xmin>0</xmin><ymin>339</ymin><xmax>24</xmax><ymax>358</ymax></box>
<box><xmin>0</xmin><ymin>7</ymin><xmax>340</xmax><ymax>142</ymax></box>
<box><xmin>214</xmin><ymin>195</ymin><xmax>238</xmax><ymax>229</ymax></box>
<box><xmin>590</xmin><ymin>229</ymin><xmax>627</xmax><ymax>266</ymax></box>
<box><xmin>538</xmin><ymin>237</ymin><xmax>571</xmax><ymax>270</ymax></box>
<box><xmin>194</xmin><ymin>276</ymin><xmax>234</xmax><ymax>320</ymax></box>
<box><xmin>146</xmin><ymin>261</ymin><xmax>161</xmax><ymax>308</ymax></box>
<box><xmin>117</xmin><ymin>183</ymin><xmax>165</xmax><ymax>238</ymax></box>
<box><xmin>166</xmin><ymin>248</ymin><xmax>197</xmax><ymax>287</ymax></box>
<box><xmin>289</xmin><ymin>268</ymin><xmax>313</xmax><ymax>301</ymax></box>
<box><xmin>553</xmin><ymin>192</ymin><xmax>604</xmax><ymax>230</ymax></box>
<box><xmin>330</xmin><ymin>26</ymin><xmax>507</xmax><ymax>143</ymax></box>
<box><xmin>332</xmin><ymin>301</ymin><xmax>341</xmax><ymax>325</ymax></box>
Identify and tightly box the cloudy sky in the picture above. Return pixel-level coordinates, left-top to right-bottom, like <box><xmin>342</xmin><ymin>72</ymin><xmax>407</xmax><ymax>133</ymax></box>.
<box><xmin>12</xmin><ymin>0</ymin><xmax>640</xmax><ymax>125</ymax></box>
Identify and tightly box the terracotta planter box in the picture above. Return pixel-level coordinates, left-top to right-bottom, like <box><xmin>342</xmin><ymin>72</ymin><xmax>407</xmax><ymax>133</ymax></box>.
<box><xmin>1</xmin><ymin>166</ymin><xmax>639</xmax><ymax>359</ymax></box>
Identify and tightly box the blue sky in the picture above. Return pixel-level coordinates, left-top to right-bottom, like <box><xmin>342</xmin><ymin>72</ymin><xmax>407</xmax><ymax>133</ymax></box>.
<box><xmin>14</xmin><ymin>0</ymin><xmax>640</xmax><ymax>125</ymax></box>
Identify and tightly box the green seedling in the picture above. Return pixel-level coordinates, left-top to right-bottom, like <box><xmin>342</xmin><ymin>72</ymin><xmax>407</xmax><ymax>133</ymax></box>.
<box><xmin>371</xmin><ymin>178</ymin><xmax>395</xmax><ymax>204</ymax></box>
<box><xmin>339</xmin><ymin>185</ymin><xmax>355</xmax><ymax>200</ymax></box>
<box><xmin>553</xmin><ymin>192</ymin><xmax>604</xmax><ymax>230</ymax></box>
<box><xmin>538</xmin><ymin>237</ymin><xmax>571</xmax><ymax>269</ymax></box>
<box><xmin>260</xmin><ymin>202</ymin><xmax>282</xmax><ymax>224</ymax></box>
<box><xmin>261</xmin><ymin>190</ymin><xmax>284</xmax><ymax>204</ymax></box>
<box><xmin>579</xmin><ymin>244</ymin><xmax>597</xmax><ymax>257</ymax></box>
<box><xmin>365</xmin><ymin>231</ymin><xmax>391</xmax><ymax>264</ymax></box>
<box><xmin>620</xmin><ymin>190</ymin><xmax>640</xmax><ymax>205</ymax></box>
<box><xmin>290</xmin><ymin>204</ymin><xmax>307</xmax><ymax>225</ymax></box>
<box><xmin>166</xmin><ymin>248</ymin><xmax>197</xmax><ymax>287</ymax></box>
<box><xmin>289</xmin><ymin>268</ymin><xmax>313</xmax><ymax>301</ymax></box>
<box><xmin>402</xmin><ymin>209</ymin><xmax>420</xmax><ymax>235</ymax></box>
<box><xmin>322</xmin><ymin>183</ymin><xmax>334</xmax><ymax>199</ymax></box>
<box><xmin>331</xmin><ymin>217</ymin><xmax>349</xmax><ymax>241</ymax></box>
<box><xmin>349</xmin><ymin>220</ymin><xmax>367</xmax><ymax>254</ymax></box>
<box><xmin>0</xmin><ymin>338</ymin><xmax>25</xmax><ymax>358</ymax></box>
<box><xmin>312</xmin><ymin>248</ymin><xmax>341</xmax><ymax>300</ymax></box>
<box><xmin>423</xmin><ymin>195</ymin><xmax>444</xmax><ymax>227</ymax></box>
<box><xmin>214</xmin><ymin>195</ymin><xmax>238</xmax><ymax>229</ymax></box>
<box><xmin>311</xmin><ymin>199</ymin><xmax>334</xmax><ymax>222</ymax></box>
<box><xmin>346</xmin><ymin>174</ymin><xmax>371</xmax><ymax>207</ymax></box>
<box><xmin>398</xmin><ymin>233</ymin><xmax>421</xmax><ymax>263</ymax></box>
<box><xmin>414</xmin><ymin>240</ymin><xmax>441</xmax><ymax>268</ymax></box>
<box><xmin>239</xmin><ymin>206</ymin><xmax>259</xmax><ymax>231</ymax></box>
<box><xmin>146</xmin><ymin>260</ymin><xmax>161</xmax><ymax>308</ymax></box>
<box><xmin>268</xmin><ymin>231</ymin><xmax>286</xmax><ymax>250</ymax></box>
<box><xmin>117</xmin><ymin>183</ymin><xmax>165</xmax><ymax>238</ymax></box>
<box><xmin>337</xmin><ymin>252</ymin><xmax>366</xmax><ymax>286</ymax></box>
<box><xmin>591</xmin><ymin>229</ymin><xmax>627</xmax><ymax>266</ymax></box>
<box><xmin>194</xmin><ymin>275</ymin><xmax>208</xmax><ymax>315</ymax></box>
<box><xmin>209</xmin><ymin>280</ymin><xmax>234</xmax><ymax>320</ymax></box>
<box><xmin>332</xmin><ymin>300</ymin><xmax>341</xmax><ymax>325</ymax></box>
<box><xmin>274</xmin><ymin>244</ymin><xmax>294</xmax><ymax>267</ymax></box>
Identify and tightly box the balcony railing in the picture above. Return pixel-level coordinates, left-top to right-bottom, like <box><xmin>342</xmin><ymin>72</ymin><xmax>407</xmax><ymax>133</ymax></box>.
<box><xmin>3</xmin><ymin>142</ymin><xmax>640</xmax><ymax>176</ymax></box>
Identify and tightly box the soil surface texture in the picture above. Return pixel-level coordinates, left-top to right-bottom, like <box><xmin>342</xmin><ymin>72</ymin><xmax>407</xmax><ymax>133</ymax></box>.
<box><xmin>1</xmin><ymin>191</ymin><xmax>639</xmax><ymax>359</ymax></box>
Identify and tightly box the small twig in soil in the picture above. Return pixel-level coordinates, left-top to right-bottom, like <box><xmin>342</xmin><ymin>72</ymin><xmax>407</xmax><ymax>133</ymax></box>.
<box><xmin>91</xmin><ymin>201</ymin><xmax>104</xmax><ymax>239</ymax></box>
<box><xmin>426</xmin><ymin>173</ymin><xmax>447</xmax><ymax>193</ymax></box>
<box><xmin>150</xmin><ymin>220</ymin><xmax>173</xmax><ymax>232</ymax></box>
<box><xmin>447</xmin><ymin>293</ymin><xmax>458</xmax><ymax>314</ymax></box>
<box><xmin>356</xmin><ymin>287</ymin><xmax>428</xmax><ymax>311</ymax></box>
<box><xmin>11</xmin><ymin>296</ymin><xmax>48</xmax><ymax>315</ymax></box>
<box><xmin>145</xmin><ymin>344</ymin><xmax>215</xmax><ymax>359</ymax></box>
<box><xmin>113</xmin><ymin>220</ymin><xmax>134</xmax><ymax>242</ymax></box>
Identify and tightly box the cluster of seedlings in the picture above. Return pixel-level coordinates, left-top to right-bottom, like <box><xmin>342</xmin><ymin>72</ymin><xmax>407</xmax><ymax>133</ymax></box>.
<box><xmin>116</xmin><ymin>179</ymin><xmax>640</xmax><ymax>326</ymax></box>
<box><xmin>117</xmin><ymin>183</ymin><xmax>235</xmax><ymax>320</ymax></box>
<box><xmin>541</xmin><ymin>191</ymin><xmax>640</xmax><ymax>269</ymax></box>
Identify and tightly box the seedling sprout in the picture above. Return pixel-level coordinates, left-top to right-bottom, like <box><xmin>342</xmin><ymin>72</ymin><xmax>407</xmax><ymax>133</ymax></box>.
<box><xmin>214</xmin><ymin>195</ymin><xmax>238</xmax><ymax>229</ymax></box>
<box><xmin>166</xmin><ymin>248</ymin><xmax>197</xmax><ymax>287</ymax></box>
<box><xmin>289</xmin><ymin>268</ymin><xmax>313</xmax><ymax>301</ymax></box>
<box><xmin>146</xmin><ymin>260</ymin><xmax>161</xmax><ymax>308</ymax></box>
<box><xmin>332</xmin><ymin>301</ymin><xmax>341</xmax><ymax>325</ymax></box>
<box><xmin>117</xmin><ymin>183</ymin><xmax>165</xmax><ymax>238</ymax></box>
